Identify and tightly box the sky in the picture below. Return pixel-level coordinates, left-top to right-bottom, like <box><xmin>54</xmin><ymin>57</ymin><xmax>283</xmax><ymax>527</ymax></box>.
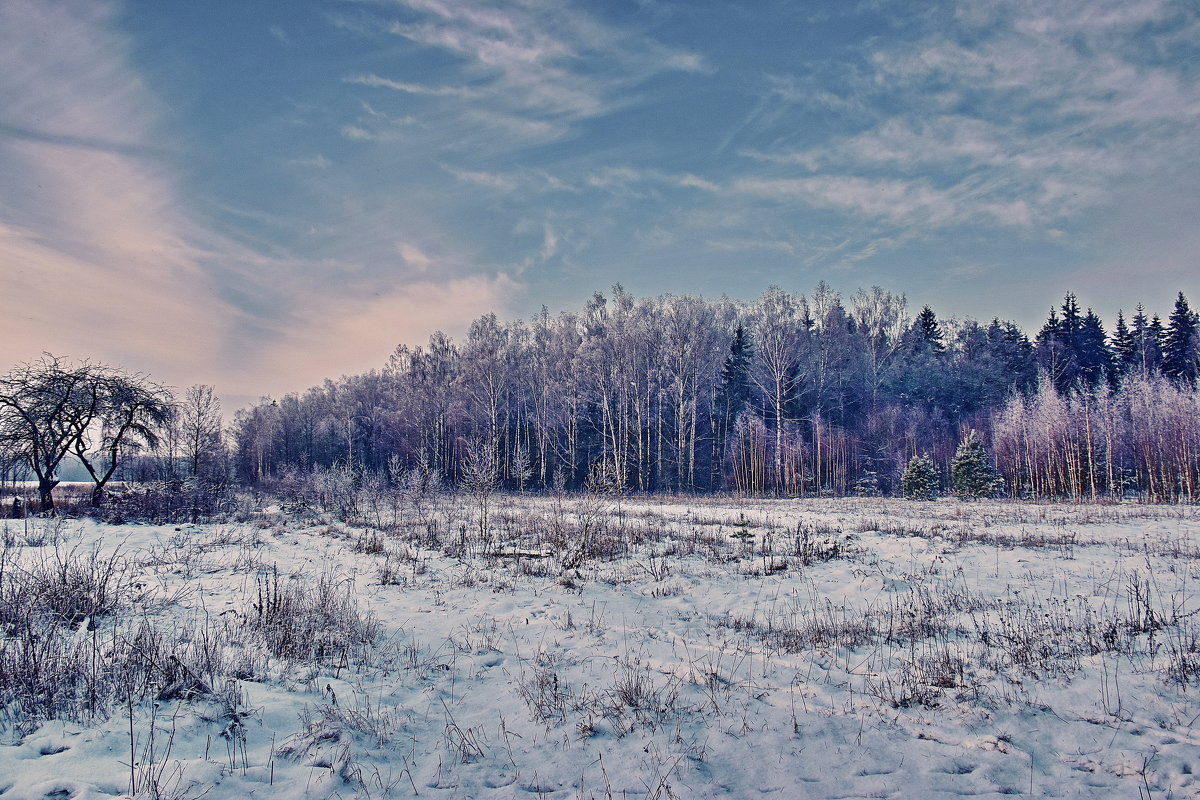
<box><xmin>2</xmin><ymin>0</ymin><xmax>1198</xmax><ymax>409</ymax></box>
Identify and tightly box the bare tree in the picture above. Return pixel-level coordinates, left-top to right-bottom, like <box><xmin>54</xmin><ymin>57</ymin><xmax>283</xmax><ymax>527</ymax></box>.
<box><xmin>749</xmin><ymin>287</ymin><xmax>808</xmax><ymax>493</ymax></box>
<box><xmin>0</xmin><ymin>356</ymin><xmax>101</xmax><ymax>511</ymax></box>
<box><xmin>851</xmin><ymin>286</ymin><xmax>908</xmax><ymax>409</ymax></box>
<box><xmin>0</xmin><ymin>355</ymin><xmax>174</xmax><ymax>510</ymax></box>
<box><xmin>510</xmin><ymin>443</ymin><xmax>533</xmax><ymax>492</ymax></box>
<box><xmin>70</xmin><ymin>367</ymin><xmax>174</xmax><ymax>505</ymax></box>
<box><xmin>177</xmin><ymin>384</ymin><xmax>224</xmax><ymax>479</ymax></box>
<box><xmin>460</xmin><ymin>436</ymin><xmax>499</xmax><ymax>539</ymax></box>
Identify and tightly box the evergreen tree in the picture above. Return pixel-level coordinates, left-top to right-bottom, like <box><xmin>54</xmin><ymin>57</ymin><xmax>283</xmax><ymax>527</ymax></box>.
<box><xmin>1148</xmin><ymin>315</ymin><xmax>1166</xmax><ymax>371</ymax></box>
<box><xmin>891</xmin><ymin>307</ymin><xmax>951</xmax><ymax>411</ymax></box>
<box><xmin>901</xmin><ymin>453</ymin><xmax>939</xmax><ymax>500</ymax></box>
<box><xmin>1129</xmin><ymin>305</ymin><xmax>1163</xmax><ymax>376</ymax></box>
<box><xmin>1077</xmin><ymin>308</ymin><xmax>1111</xmax><ymax>388</ymax></box>
<box><xmin>1035</xmin><ymin>299</ymin><xmax>1079</xmax><ymax>393</ymax></box>
<box><xmin>714</xmin><ymin>324</ymin><xmax>754</xmax><ymax>485</ymax></box>
<box><xmin>1110</xmin><ymin>310</ymin><xmax>1134</xmax><ymax>383</ymax></box>
<box><xmin>950</xmin><ymin>429</ymin><xmax>1003</xmax><ymax>498</ymax></box>
<box><xmin>1035</xmin><ymin>294</ymin><xmax>1114</xmax><ymax>393</ymax></box>
<box><xmin>988</xmin><ymin>319</ymin><xmax>1037</xmax><ymax>395</ymax></box>
<box><xmin>913</xmin><ymin>306</ymin><xmax>945</xmax><ymax>353</ymax></box>
<box><xmin>1060</xmin><ymin>292</ymin><xmax>1082</xmax><ymax>346</ymax></box>
<box><xmin>1163</xmin><ymin>292</ymin><xmax>1200</xmax><ymax>385</ymax></box>
<box><xmin>717</xmin><ymin>325</ymin><xmax>754</xmax><ymax>413</ymax></box>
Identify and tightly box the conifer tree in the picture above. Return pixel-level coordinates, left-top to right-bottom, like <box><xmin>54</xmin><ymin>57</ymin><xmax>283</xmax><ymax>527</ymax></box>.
<box><xmin>1077</xmin><ymin>308</ymin><xmax>1111</xmax><ymax>388</ymax></box>
<box><xmin>1111</xmin><ymin>310</ymin><xmax>1134</xmax><ymax>383</ymax></box>
<box><xmin>913</xmin><ymin>306</ymin><xmax>945</xmax><ymax>353</ymax></box>
<box><xmin>901</xmin><ymin>453</ymin><xmax>939</xmax><ymax>500</ymax></box>
<box><xmin>1129</xmin><ymin>305</ymin><xmax>1162</xmax><ymax>375</ymax></box>
<box><xmin>988</xmin><ymin>319</ymin><xmax>1038</xmax><ymax>394</ymax></box>
<box><xmin>1149</xmin><ymin>315</ymin><xmax>1166</xmax><ymax>363</ymax></box>
<box><xmin>1036</xmin><ymin>296</ymin><xmax>1084</xmax><ymax>393</ymax></box>
<box><xmin>718</xmin><ymin>325</ymin><xmax>754</xmax><ymax>413</ymax></box>
<box><xmin>951</xmin><ymin>429</ymin><xmax>1003</xmax><ymax>498</ymax></box>
<box><xmin>715</xmin><ymin>324</ymin><xmax>755</xmax><ymax>483</ymax></box>
<box><xmin>1163</xmin><ymin>292</ymin><xmax>1199</xmax><ymax>385</ymax></box>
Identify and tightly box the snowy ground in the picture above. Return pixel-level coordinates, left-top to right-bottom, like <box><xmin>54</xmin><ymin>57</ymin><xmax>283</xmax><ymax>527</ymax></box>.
<box><xmin>2</xmin><ymin>495</ymin><xmax>1200</xmax><ymax>799</ymax></box>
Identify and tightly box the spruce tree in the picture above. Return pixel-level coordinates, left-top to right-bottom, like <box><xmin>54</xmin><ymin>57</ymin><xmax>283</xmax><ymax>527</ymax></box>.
<box><xmin>714</xmin><ymin>325</ymin><xmax>754</xmax><ymax>485</ymax></box>
<box><xmin>717</xmin><ymin>325</ymin><xmax>754</xmax><ymax>421</ymax></box>
<box><xmin>901</xmin><ymin>454</ymin><xmax>939</xmax><ymax>500</ymax></box>
<box><xmin>914</xmin><ymin>305</ymin><xmax>945</xmax><ymax>353</ymax></box>
<box><xmin>1077</xmin><ymin>309</ymin><xmax>1111</xmax><ymax>388</ymax></box>
<box><xmin>1163</xmin><ymin>292</ymin><xmax>1199</xmax><ymax>385</ymax></box>
<box><xmin>1110</xmin><ymin>310</ymin><xmax>1133</xmax><ymax>383</ymax></box>
<box><xmin>1149</xmin><ymin>315</ymin><xmax>1166</xmax><ymax>365</ymax></box>
<box><xmin>950</xmin><ymin>430</ymin><xmax>1003</xmax><ymax>498</ymax></box>
<box><xmin>1035</xmin><ymin>296</ymin><xmax>1084</xmax><ymax>393</ymax></box>
<box><xmin>1130</xmin><ymin>304</ymin><xmax>1161</xmax><ymax>375</ymax></box>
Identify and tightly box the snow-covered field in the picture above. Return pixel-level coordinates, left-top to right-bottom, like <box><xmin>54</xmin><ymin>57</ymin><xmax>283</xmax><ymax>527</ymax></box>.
<box><xmin>3</xmin><ymin>496</ymin><xmax>1200</xmax><ymax>799</ymax></box>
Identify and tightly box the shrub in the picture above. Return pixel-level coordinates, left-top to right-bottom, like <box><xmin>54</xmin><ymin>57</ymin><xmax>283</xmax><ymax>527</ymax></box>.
<box><xmin>951</xmin><ymin>430</ymin><xmax>1004</xmax><ymax>499</ymax></box>
<box><xmin>901</xmin><ymin>454</ymin><xmax>939</xmax><ymax>500</ymax></box>
<box><xmin>251</xmin><ymin>567</ymin><xmax>380</xmax><ymax>663</ymax></box>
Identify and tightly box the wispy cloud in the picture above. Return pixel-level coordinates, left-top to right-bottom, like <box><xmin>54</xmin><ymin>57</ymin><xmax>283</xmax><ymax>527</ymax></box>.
<box><xmin>396</xmin><ymin>241</ymin><xmax>432</xmax><ymax>272</ymax></box>
<box><xmin>586</xmin><ymin>167</ymin><xmax>720</xmax><ymax>195</ymax></box>
<box><xmin>346</xmin><ymin>73</ymin><xmax>476</xmax><ymax>98</ymax></box>
<box><xmin>737</xmin><ymin>0</ymin><xmax>1200</xmax><ymax>240</ymax></box>
<box><xmin>289</xmin><ymin>154</ymin><xmax>332</xmax><ymax>169</ymax></box>
<box><xmin>340</xmin><ymin>0</ymin><xmax>704</xmax><ymax>152</ymax></box>
<box><xmin>538</xmin><ymin>223</ymin><xmax>559</xmax><ymax>262</ymax></box>
<box><xmin>0</xmin><ymin>0</ymin><xmax>230</xmax><ymax>382</ymax></box>
<box><xmin>735</xmin><ymin>176</ymin><xmax>961</xmax><ymax>227</ymax></box>
<box><xmin>0</xmin><ymin>0</ymin><xmax>521</xmax><ymax>400</ymax></box>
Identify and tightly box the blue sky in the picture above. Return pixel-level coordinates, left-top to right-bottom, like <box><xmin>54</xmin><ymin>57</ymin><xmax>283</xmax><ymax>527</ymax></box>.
<box><xmin>2</xmin><ymin>0</ymin><xmax>1198</xmax><ymax>406</ymax></box>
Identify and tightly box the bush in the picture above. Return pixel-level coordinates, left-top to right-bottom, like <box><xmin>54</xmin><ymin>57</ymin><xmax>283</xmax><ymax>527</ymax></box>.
<box><xmin>251</xmin><ymin>567</ymin><xmax>380</xmax><ymax>663</ymax></box>
<box><xmin>901</xmin><ymin>454</ymin><xmax>939</xmax><ymax>500</ymax></box>
<box><xmin>950</xmin><ymin>430</ymin><xmax>1003</xmax><ymax>499</ymax></box>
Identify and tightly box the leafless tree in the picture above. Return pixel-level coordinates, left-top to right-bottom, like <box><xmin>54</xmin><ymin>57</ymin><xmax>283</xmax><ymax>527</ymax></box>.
<box><xmin>70</xmin><ymin>367</ymin><xmax>174</xmax><ymax>505</ymax></box>
<box><xmin>177</xmin><ymin>384</ymin><xmax>224</xmax><ymax>479</ymax></box>
<box><xmin>460</xmin><ymin>436</ymin><xmax>499</xmax><ymax>539</ymax></box>
<box><xmin>0</xmin><ymin>355</ymin><xmax>174</xmax><ymax>510</ymax></box>
<box><xmin>749</xmin><ymin>287</ymin><xmax>808</xmax><ymax>493</ymax></box>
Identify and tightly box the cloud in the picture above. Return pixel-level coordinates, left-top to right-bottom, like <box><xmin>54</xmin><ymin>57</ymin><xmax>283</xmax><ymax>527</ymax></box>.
<box><xmin>444</xmin><ymin>167</ymin><xmax>518</xmax><ymax>191</ymax></box>
<box><xmin>705</xmin><ymin>237</ymin><xmax>797</xmax><ymax>256</ymax></box>
<box><xmin>342</xmin><ymin>0</ymin><xmax>704</xmax><ymax>151</ymax></box>
<box><xmin>539</xmin><ymin>223</ymin><xmax>558</xmax><ymax>262</ymax></box>
<box><xmin>0</xmin><ymin>0</ymin><xmax>230</xmax><ymax>384</ymax></box>
<box><xmin>234</xmin><ymin>273</ymin><xmax>519</xmax><ymax>394</ymax></box>
<box><xmin>0</xmin><ymin>0</ymin><xmax>528</xmax><ymax>404</ymax></box>
<box><xmin>738</xmin><ymin>0</ymin><xmax>1200</xmax><ymax>240</ymax></box>
<box><xmin>346</xmin><ymin>73</ymin><xmax>476</xmax><ymax>98</ymax></box>
<box><xmin>396</xmin><ymin>241</ymin><xmax>432</xmax><ymax>272</ymax></box>
<box><xmin>340</xmin><ymin>124</ymin><xmax>377</xmax><ymax>141</ymax></box>
<box><xmin>290</xmin><ymin>154</ymin><xmax>332</xmax><ymax>169</ymax></box>
<box><xmin>586</xmin><ymin>167</ymin><xmax>720</xmax><ymax>195</ymax></box>
<box><xmin>735</xmin><ymin>176</ymin><xmax>959</xmax><ymax>227</ymax></box>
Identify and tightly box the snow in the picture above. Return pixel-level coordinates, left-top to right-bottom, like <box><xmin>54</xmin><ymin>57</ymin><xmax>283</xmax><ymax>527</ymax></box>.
<box><xmin>2</xmin><ymin>496</ymin><xmax>1200</xmax><ymax>798</ymax></box>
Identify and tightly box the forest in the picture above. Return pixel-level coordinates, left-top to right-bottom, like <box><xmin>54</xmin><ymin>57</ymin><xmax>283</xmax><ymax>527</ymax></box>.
<box><xmin>224</xmin><ymin>284</ymin><xmax>1200</xmax><ymax>503</ymax></box>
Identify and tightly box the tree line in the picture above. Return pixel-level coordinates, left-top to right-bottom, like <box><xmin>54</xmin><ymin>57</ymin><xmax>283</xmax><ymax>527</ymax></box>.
<box><xmin>2</xmin><ymin>286</ymin><xmax>1196</xmax><ymax>509</ymax></box>
<box><xmin>228</xmin><ymin>284</ymin><xmax>1200</xmax><ymax>501</ymax></box>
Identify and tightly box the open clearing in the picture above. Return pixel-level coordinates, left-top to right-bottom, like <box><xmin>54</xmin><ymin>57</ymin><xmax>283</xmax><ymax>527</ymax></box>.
<box><xmin>3</xmin><ymin>496</ymin><xmax>1200</xmax><ymax>799</ymax></box>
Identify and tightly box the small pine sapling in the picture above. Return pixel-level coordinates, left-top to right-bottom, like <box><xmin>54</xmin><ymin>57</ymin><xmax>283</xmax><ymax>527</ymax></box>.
<box><xmin>901</xmin><ymin>454</ymin><xmax>939</xmax><ymax>500</ymax></box>
<box><xmin>950</xmin><ymin>430</ymin><xmax>1004</xmax><ymax>499</ymax></box>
